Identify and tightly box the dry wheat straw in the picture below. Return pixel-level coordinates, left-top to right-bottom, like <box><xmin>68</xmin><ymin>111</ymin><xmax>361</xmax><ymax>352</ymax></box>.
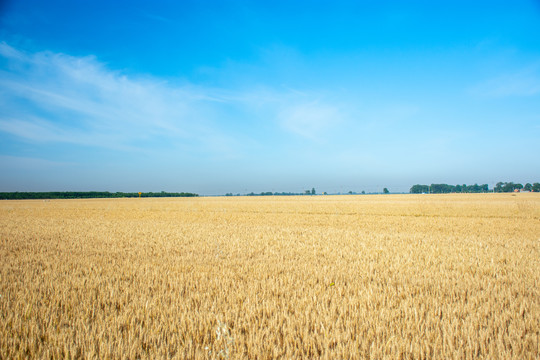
<box><xmin>1</xmin><ymin>194</ymin><xmax>539</xmax><ymax>359</ymax></box>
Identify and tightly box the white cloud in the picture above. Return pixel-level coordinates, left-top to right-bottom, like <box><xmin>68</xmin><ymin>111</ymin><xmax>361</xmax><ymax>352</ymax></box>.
<box><xmin>1</xmin><ymin>48</ymin><xmax>387</xmax><ymax>192</ymax></box>
<box><xmin>0</xmin><ymin>42</ymin><xmax>238</xmax><ymax>155</ymax></box>
<box><xmin>0</xmin><ymin>42</ymin><xmax>351</xmax><ymax>162</ymax></box>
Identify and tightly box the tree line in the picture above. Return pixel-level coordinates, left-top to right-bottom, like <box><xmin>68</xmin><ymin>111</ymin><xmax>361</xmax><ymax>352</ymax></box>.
<box><xmin>494</xmin><ymin>182</ymin><xmax>540</xmax><ymax>193</ymax></box>
<box><xmin>0</xmin><ymin>191</ymin><xmax>198</xmax><ymax>200</ymax></box>
<box><xmin>226</xmin><ymin>188</ymin><xmax>318</xmax><ymax>196</ymax></box>
<box><xmin>410</xmin><ymin>182</ymin><xmax>540</xmax><ymax>194</ymax></box>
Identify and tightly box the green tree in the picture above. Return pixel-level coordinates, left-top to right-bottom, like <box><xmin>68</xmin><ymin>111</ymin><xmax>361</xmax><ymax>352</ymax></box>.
<box><xmin>502</xmin><ymin>182</ymin><xmax>513</xmax><ymax>192</ymax></box>
<box><xmin>410</xmin><ymin>184</ymin><xmax>429</xmax><ymax>194</ymax></box>
<box><xmin>311</xmin><ymin>188</ymin><xmax>316</xmax><ymax>195</ymax></box>
<box><xmin>532</xmin><ymin>183</ymin><xmax>540</xmax><ymax>192</ymax></box>
<box><xmin>524</xmin><ymin>183</ymin><xmax>532</xmax><ymax>191</ymax></box>
<box><xmin>383</xmin><ymin>188</ymin><xmax>389</xmax><ymax>194</ymax></box>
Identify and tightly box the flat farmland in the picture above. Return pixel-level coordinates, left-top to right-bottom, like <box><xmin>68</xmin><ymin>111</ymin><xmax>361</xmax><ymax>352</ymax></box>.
<box><xmin>1</xmin><ymin>194</ymin><xmax>539</xmax><ymax>359</ymax></box>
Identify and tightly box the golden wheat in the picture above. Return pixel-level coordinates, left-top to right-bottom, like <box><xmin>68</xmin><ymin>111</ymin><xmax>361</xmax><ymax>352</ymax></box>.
<box><xmin>1</xmin><ymin>193</ymin><xmax>539</xmax><ymax>359</ymax></box>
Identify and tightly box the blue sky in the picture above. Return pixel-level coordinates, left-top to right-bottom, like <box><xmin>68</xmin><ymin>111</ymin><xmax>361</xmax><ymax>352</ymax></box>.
<box><xmin>1</xmin><ymin>1</ymin><xmax>539</xmax><ymax>194</ymax></box>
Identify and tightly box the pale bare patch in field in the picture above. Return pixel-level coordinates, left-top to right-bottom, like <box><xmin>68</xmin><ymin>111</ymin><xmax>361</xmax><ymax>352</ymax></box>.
<box><xmin>1</xmin><ymin>194</ymin><xmax>539</xmax><ymax>359</ymax></box>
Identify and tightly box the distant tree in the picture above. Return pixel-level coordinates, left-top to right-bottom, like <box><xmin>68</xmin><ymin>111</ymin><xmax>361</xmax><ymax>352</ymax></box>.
<box><xmin>464</xmin><ymin>183</ymin><xmax>485</xmax><ymax>193</ymax></box>
<box><xmin>348</xmin><ymin>191</ymin><xmax>353</xmax><ymax>194</ymax></box>
<box><xmin>305</xmin><ymin>190</ymin><xmax>311</xmax><ymax>195</ymax></box>
<box><xmin>410</xmin><ymin>184</ymin><xmax>429</xmax><ymax>194</ymax></box>
<box><xmin>0</xmin><ymin>191</ymin><xmax>198</xmax><ymax>199</ymax></box>
<box><xmin>361</xmin><ymin>191</ymin><xmax>365</xmax><ymax>194</ymax></box>
<box><xmin>524</xmin><ymin>183</ymin><xmax>532</xmax><ymax>191</ymax></box>
<box><xmin>503</xmin><ymin>182</ymin><xmax>521</xmax><ymax>192</ymax></box>
<box><xmin>532</xmin><ymin>183</ymin><xmax>540</xmax><ymax>192</ymax></box>
<box><xmin>492</xmin><ymin>182</ymin><xmax>525</xmax><ymax>193</ymax></box>
<box><xmin>410</xmin><ymin>183</ymin><xmax>490</xmax><ymax>194</ymax></box>
<box><xmin>430</xmin><ymin>184</ymin><xmax>455</xmax><ymax>193</ymax></box>
<box><xmin>383</xmin><ymin>188</ymin><xmax>389</xmax><ymax>194</ymax></box>
<box><xmin>503</xmin><ymin>182</ymin><xmax>515</xmax><ymax>192</ymax></box>
<box><xmin>311</xmin><ymin>188</ymin><xmax>316</xmax><ymax>195</ymax></box>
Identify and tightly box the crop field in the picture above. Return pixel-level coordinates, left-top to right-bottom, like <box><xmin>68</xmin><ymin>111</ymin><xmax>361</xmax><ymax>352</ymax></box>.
<box><xmin>0</xmin><ymin>193</ymin><xmax>539</xmax><ymax>359</ymax></box>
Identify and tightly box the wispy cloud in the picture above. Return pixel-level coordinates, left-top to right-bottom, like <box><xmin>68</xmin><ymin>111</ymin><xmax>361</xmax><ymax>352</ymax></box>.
<box><xmin>469</xmin><ymin>64</ymin><xmax>540</xmax><ymax>98</ymax></box>
<box><xmin>0</xmin><ymin>43</ymin><xmax>349</xmax><ymax>160</ymax></box>
<box><xmin>0</xmin><ymin>42</ymin><xmax>240</xmax><ymax>155</ymax></box>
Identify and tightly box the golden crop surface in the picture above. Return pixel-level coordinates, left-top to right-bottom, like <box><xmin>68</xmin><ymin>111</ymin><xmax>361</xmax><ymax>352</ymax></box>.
<box><xmin>1</xmin><ymin>194</ymin><xmax>539</xmax><ymax>359</ymax></box>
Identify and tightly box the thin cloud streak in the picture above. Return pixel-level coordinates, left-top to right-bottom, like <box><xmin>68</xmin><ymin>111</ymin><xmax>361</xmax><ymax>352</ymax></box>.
<box><xmin>0</xmin><ymin>43</ymin><xmax>237</xmax><ymax>153</ymax></box>
<box><xmin>0</xmin><ymin>43</ymin><xmax>347</xmax><ymax>157</ymax></box>
<box><xmin>469</xmin><ymin>64</ymin><xmax>540</xmax><ymax>98</ymax></box>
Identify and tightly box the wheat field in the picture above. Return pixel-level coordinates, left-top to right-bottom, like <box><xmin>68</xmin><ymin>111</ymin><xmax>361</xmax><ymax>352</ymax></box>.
<box><xmin>0</xmin><ymin>193</ymin><xmax>539</xmax><ymax>359</ymax></box>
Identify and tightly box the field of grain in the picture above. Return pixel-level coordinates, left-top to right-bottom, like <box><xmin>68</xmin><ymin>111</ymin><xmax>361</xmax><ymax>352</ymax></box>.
<box><xmin>0</xmin><ymin>193</ymin><xmax>539</xmax><ymax>359</ymax></box>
